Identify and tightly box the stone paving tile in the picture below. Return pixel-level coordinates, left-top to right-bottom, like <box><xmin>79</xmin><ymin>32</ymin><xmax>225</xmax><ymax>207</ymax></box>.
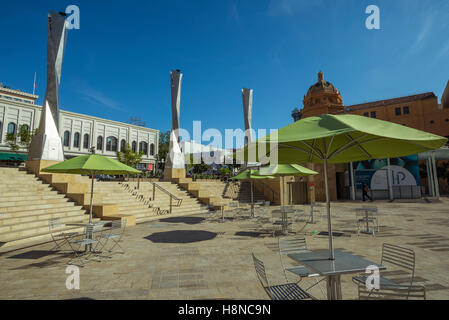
<box><xmin>1</xmin><ymin>199</ymin><xmax>449</xmax><ymax>299</ymax></box>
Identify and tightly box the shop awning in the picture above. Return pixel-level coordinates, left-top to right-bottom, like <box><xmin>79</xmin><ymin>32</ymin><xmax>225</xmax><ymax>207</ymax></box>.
<box><xmin>0</xmin><ymin>153</ymin><xmax>27</xmax><ymax>161</ymax></box>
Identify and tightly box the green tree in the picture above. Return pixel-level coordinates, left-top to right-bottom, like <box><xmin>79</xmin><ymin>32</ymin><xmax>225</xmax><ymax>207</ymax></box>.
<box><xmin>116</xmin><ymin>143</ymin><xmax>144</xmax><ymax>169</ymax></box>
<box><xmin>158</xmin><ymin>130</ymin><xmax>170</xmax><ymax>162</ymax></box>
<box><xmin>5</xmin><ymin>125</ymin><xmax>36</xmax><ymax>162</ymax></box>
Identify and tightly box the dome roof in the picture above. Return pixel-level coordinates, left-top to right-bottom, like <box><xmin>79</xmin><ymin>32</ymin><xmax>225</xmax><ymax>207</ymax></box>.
<box><xmin>306</xmin><ymin>71</ymin><xmax>339</xmax><ymax>96</ymax></box>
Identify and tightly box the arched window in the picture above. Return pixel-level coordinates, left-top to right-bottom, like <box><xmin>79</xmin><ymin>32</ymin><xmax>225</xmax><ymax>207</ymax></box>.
<box><xmin>106</xmin><ymin>136</ymin><xmax>118</xmax><ymax>152</ymax></box>
<box><xmin>83</xmin><ymin>134</ymin><xmax>90</xmax><ymax>149</ymax></box>
<box><xmin>63</xmin><ymin>130</ymin><xmax>70</xmax><ymax>147</ymax></box>
<box><xmin>139</xmin><ymin>141</ymin><xmax>148</xmax><ymax>155</ymax></box>
<box><xmin>21</xmin><ymin>124</ymin><xmax>29</xmax><ymax>132</ymax></box>
<box><xmin>120</xmin><ymin>139</ymin><xmax>127</xmax><ymax>152</ymax></box>
<box><xmin>97</xmin><ymin>136</ymin><xmax>103</xmax><ymax>151</ymax></box>
<box><xmin>132</xmin><ymin>141</ymin><xmax>137</xmax><ymax>152</ymax></box>
<box><xmin>150</xmin><ymin>143</ymin><xmax>155</xmax><ymax>156</ymax></box>
<box><xmin>73</xmin><ymin>132</ymin><xmax>80</xmax><ymax>148</ymax></box>
<box><xmin>7</xmin><ymin>122</ymin><xmax>16</xmax><ymax>135</ymax></box>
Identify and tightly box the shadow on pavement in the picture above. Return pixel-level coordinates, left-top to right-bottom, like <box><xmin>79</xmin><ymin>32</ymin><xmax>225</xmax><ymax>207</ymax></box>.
<box><xmin>144</xmin><ymin>230</ymin><xmax>217</xmax><ymax>243</ymax></box>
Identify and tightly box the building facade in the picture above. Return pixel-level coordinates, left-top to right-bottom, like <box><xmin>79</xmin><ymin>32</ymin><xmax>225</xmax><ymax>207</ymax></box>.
<box><xmin>290</xmin><ymin>72</ymin><xmax>449</xmax><ymax>201</ymax></box>
<box><xmin>0</xmin><ymin>86</ymin><xmax>158</xmax><ymax>171</ymax></box>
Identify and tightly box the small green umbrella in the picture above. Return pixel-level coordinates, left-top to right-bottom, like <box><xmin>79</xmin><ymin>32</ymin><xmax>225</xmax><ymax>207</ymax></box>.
<box><xmin>258</xmin><ymin>164</ymin><xmax>318</xmax><ymax>235</ymax></box>
<box><xmin>239</xmin><ymin>114</ymin><xmax>447</xmax><ymax>260</ymax></box>
<box><xmin>42</xmin><ymin>154</ymin><xmax>141</xmax><ymax>223</ymax></box>
<box><xmin>231</xmin><ymin>169</ymin><xmax>275</xmax><ymax>216</ymax></box>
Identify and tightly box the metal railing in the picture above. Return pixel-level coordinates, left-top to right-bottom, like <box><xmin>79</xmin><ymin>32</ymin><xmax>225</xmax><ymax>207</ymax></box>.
<box><xmin>119</xmin><ymin>182</ymin><xmax>182</xmax><ymax>215</ymax></box>
<box><xmin>150</xmin><ymin>182</ymin><xmax>183</xmax><ymax>214</ymax></box>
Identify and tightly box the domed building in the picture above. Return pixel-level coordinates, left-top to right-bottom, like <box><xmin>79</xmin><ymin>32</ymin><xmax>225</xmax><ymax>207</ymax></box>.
<box><xmin>297</xmin><ymin>71</ymin><xmax>344</xmax><ymax>119</ymax></box>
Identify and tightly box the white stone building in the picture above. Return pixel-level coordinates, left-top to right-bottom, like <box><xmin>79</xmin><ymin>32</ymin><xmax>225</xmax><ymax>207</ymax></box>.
<box><xmin>0</xmin><ymin>86</ymin><xmax>158</xmax><ymax>171</ymax></box>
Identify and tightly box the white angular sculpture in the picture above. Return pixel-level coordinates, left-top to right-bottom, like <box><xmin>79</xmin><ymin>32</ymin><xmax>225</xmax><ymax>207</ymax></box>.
<box><xmin>28</xmin><ymin>11</ymin><xmax>67</xmax><ymax>161</ymax></box>
<box><xmin>164</xmin><ymin>70</ymin><xmax>185</xmax><ymax>174</ymax></box>
<box><xmin>242</xmin><ymin>88</ymin><xmax>254</xmax><ymax>145</ymax></box>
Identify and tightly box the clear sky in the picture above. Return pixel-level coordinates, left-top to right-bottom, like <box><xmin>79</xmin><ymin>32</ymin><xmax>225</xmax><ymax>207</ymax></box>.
<box><xmin>1</xmin><ymin>0</ymin><xmax>448</xmax><ymax>147</ymax></box>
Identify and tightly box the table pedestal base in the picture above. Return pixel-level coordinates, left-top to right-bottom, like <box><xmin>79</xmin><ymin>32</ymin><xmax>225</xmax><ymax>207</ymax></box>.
<box><xmin>326</xmin><ymin>275</ymin><xmax>342</xmax><ymax>300</ymax></box>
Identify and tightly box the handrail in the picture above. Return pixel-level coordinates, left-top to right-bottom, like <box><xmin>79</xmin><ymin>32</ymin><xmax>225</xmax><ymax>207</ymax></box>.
<box><xmin>119</xmin><ymin>182</ymin><xmax>182</xmax><ymax>214</ymax></box>
<box><xmin>151</xmin><ymin>182</ymin><xmax>183</xmax><ymax>214</ymax></box>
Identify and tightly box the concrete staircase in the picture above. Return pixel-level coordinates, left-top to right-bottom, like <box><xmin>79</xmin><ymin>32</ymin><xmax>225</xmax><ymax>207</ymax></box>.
<box><xmin>121</xmin><ymin>181</ymin><xmax>211</xmax><ymax>223</ymax></box>
<box><xmin>230</xmin><ymin>181</ymin><xmax>266</xmax><ymax>203</ymax></box>
<box><xmin>0</xmin><ymin>167</ymin><xmax>92</xmax><ymax>250</ymax></box>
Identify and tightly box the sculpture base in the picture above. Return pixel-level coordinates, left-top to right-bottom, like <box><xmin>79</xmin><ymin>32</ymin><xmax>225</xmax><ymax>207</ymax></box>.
<box><xmin>163</xmin><ymin>168</ymin><xmax>186</xmax><ymax>181</ymax></box>
<box><xmin>26</xmin><ymin>160</ymin><xmax>61</xmax><ymax>176</ymax></box>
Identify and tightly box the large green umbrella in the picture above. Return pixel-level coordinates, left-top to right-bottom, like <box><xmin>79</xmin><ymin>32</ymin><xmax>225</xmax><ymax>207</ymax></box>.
<box><xmin>258</xmin><ymin>164</ymin><xmax>318</xmax><ymax>235</ymax></box>
<box><xmin>240</xmin><ymin>114</ymin><xmax>447</xmax><ymax>259</ymax></box>
<box><xmin>42</xmin><ymin>154</ymin><xmax>141</xmax><ymax>223</ymax></box>
<box><xmin>231</xmin><ymin>169</ymin><xmax>275</xmax><ymax>216</ymax></box>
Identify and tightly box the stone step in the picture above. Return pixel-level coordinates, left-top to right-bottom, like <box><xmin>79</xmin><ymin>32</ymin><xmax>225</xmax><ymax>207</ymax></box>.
<box><xmin>0</xmin><ymin>204</ymin><xmax>84</xmax><ymax>219</ymax></box>
<box><xmin>0</xmin><ymin>201</ymin><xmax>78</xmax><ymax>214</ymax></box>
<box><xmin>0</xmin><ymin>209</ymin><xmax>87</xmax><ymax>229</ymax></box>
<box><xmin>0</xmin><ymin>217</ymin><xmax>101</xmax><ymax>251</ymax></box>
<box><xmin>0</xmin><ymin>214</ymin><xmax>88</xmax><ymax>241</ymax></box>
<box><xmin>0</xmin><ymin>193</ymin><xmax>65</xmax><ymax>203</ymax></box>
<box><xmin>0</xmin><ymin>197</ymin><xmax>72</xmax><ymax>208</ymax></box>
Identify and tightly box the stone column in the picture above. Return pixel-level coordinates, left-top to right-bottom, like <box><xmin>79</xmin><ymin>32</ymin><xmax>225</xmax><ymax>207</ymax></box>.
<box><xmin>27</xmin><ymin>11</ymin><xmax>68</xmax><ymax>175</ymax></box>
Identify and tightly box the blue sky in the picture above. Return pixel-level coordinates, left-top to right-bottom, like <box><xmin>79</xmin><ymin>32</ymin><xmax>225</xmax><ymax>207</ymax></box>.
<box><xmin>1</xmin><ymin>0</ymin><xmax>448</xmax><ymax>146</ymax></box>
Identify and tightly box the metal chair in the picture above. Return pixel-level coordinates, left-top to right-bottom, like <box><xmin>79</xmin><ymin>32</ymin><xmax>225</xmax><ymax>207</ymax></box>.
<box><xmin>96</xmin><ymin>219</ymin><xmax>126</xmax><ymax>257</ymax></box>
<box><xmin>278</xmin><ymin>236</ymin><xmax>326</xmax><ymax>298</ymax></box>
<box><xmin>48</xmin><ymin>218</ymin><xmax>80</xmax><ymax>251</ymax></box>
<box><xmin>356</xmin><ymin>207</ymin><xmax>379</xmax><ymax>237</ymax></box>
<box><xmin>309</xmin><ymin>203</ymin><xmax>323</xmax><ymax>223</ymax></box>
<box><xmin>353</xmin><ymin>243</ymin><xmax>416</xmax><ymax>296</ymax></box>
<box><xmin>251</xmin><ymin>252</ymin><xmax>314</xmax><ymax>300</ymax></box>
<box><xmin>358</xmin><ymin>283</ymin><xmax>425</xmax><ymax>300</ymax></box>
<box><xmin>67</xmin><ymin>224</ymin><xmax>104</xmax><ymax>266</ymax></box>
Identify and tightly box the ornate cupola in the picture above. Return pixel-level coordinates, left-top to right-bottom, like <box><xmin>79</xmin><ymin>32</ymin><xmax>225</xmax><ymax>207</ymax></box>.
<box><xmin>301</xmin><ymin>71</ymin><xmax>344</xmax><ymax>118</ymax></box>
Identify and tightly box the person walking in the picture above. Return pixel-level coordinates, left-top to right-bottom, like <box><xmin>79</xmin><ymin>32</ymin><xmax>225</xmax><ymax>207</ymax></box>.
<box><xmin>362</xmin><ymin>183</ymin><xmax>373</xmax><ymax>202</ymax></box>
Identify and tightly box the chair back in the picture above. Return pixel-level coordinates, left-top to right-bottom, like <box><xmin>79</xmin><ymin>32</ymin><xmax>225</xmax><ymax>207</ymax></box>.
<box><xmin>381</xmin><ymin>243</ymin><xmax>415</xmax><ymax>285</ymax></box>
<box><xmin>85</xmin><ymin>223</ymin><xmax>104</xmax><ymax>237</ymax></box>
<box><xmin>358</xmin><ymin>283</ymin><xmax>425</xmax><ymax>300</ymax></box>
<box><xmin>49</xmin><ymin>218</ymin><xmax>62</xmax><ymax>232</ymax></box>
<box><xmin>279</xmin><ymin>236</ymin><xmax>308</xmax><ymax>255</ymax></box>
<box><xmin>251</xmin><ymin>253</ymin><xmax>269</xmax><ymax>288</ymax></box>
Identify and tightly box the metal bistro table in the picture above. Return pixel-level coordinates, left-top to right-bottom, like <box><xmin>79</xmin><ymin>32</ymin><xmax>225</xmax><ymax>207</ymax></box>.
<box><xmin>67</xmin><ymin>221</ymin><xmax>110</xmax><ymax>252</ymax></box>
<box><xmin>288</xmin><ymin>249</ymin><xmax>386</xmax><ymax>300</ymax></box>
<box><xmin>356</xmin><ymin>207</ymin><xmax>378</xmax><ymax>235</ymax></box>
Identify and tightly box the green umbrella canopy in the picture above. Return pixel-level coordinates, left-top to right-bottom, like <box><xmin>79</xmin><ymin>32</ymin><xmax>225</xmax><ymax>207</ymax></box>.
<box><xmin>41</xmin><ymin>154</ymin><xmax>141</xmax><ymax>175</ymax></box>
<box><xmin>238</xmin><ymin>114</ymin><xmax>448</xmax><ymax>164</ymax></box>
<box><xmin>231</xmin><ymin>169</ymin><xmax>275</xmax><ymax>180</ymax></box>
<box><xmin>258</xmin><ymin>164</ymin><xmax>318</xmax><ymax>176</ymax></box>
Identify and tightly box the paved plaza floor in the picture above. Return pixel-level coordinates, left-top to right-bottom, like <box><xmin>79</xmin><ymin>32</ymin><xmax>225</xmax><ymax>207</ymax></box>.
<box><xmin>1</xmin><ymin>199</ymin><xmax>449</xmax><ymax>300</ymax></box>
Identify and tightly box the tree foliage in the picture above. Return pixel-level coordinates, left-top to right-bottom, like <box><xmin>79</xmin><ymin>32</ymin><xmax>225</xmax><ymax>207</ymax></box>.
<box><xmin>116</xmin><ymin>143</ymin><xmax>143</xmax><ymax>169</ymax></box>
<box><xmin>5</xmin><ymin>125</ymin><xmax>36</xmax><ymax>161</ymax></box>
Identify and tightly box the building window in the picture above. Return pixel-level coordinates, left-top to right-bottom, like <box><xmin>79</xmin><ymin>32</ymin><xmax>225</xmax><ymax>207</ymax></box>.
<box><xmin>7</xmin><ymin>122</ymin><xmax>16</xmax><ymax>135</ymax></box>
<box><xmin>150</xmin><ymin>143</ymin><xmax>155</xmax><ymax>156</ymax></box>
<box><xmin>120</xmin><ymin>139</ymin><xmax>126</xmax><ymax>151</ymax></box>
<box><xmin>132</xmin><ymin>141</ymin><xmax>137</xmax><ymax>152</ymax></box>
<box><xmin>97</xmin><ymin>136</ymin><xmax>103</xmax><ymax>151</ymax></box>
<box><xmin>403</xmin><ymin>106</ymin><xmax>410</xmax><ymax>115</ymax></box>
<box><xmin>73</xmin><ymin>132</ymin><xmax>80</xmax><ymax>148</ymax></box>
<box><xmin>106</xmin><ymin>136</ymin><xmax>118</xmax><ymax>152</ymax></box>
<box><xmin>430</xmin><ymin>120</ymin><xmax>435</xmax><ymax>124</ymax></box>
<box><xmin>395</xmin><ymin>107</ymin><xmax>401</xmax><ymax>116</ymax></box>
<box><xmin>83</xmin><ymin>134</ymin><xmax>90</xmax><ymax>149</ymax></box>
<box><xmin>63</xmin><ymin>131</ymin><xmax>70</xmax><ymax>147</ymax></box>
<box><xmin>139</xmin><ymin>141</ymin><xmax>148</xmax><ymax>155</ymax></box>
<box><xmin>363</xmin><ymin>112</ymin><xmax>369</xmax><ymax>117</ymax></box>
<box><xmin>370</xmin><ymin>111</ymin><xmax>376</xmax><ymax>118</ymax></box>
<box><xmin>21</xmin><ymin>124</ymin><xmax>29</xmax><ymax>131</ymax></box>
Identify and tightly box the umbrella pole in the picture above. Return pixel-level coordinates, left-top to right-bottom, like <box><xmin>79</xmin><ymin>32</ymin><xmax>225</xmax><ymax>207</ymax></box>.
<box><xmin>282</xmin><ymin>176</ymin><xmax>287</xmax><ymax>235</ymax></box>
<box><xmin>250</xmin><ymin>181</ymin><xmax>254</xmax><ymax>217</ymax></box>
<box><xmin>89</xmin><ymin>173</ymin><xmax>94</xmax><ymax>224</ymax></box>
<box><xmin>324</xmin><ymin>158</ymin><xmax>335</xmax><ymax>260</ymax></box>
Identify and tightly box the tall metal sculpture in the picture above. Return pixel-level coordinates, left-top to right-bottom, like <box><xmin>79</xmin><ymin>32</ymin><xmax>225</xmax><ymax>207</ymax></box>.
<box><xmin>242</xmin><ymin>88</ymin><xmax>254</xmax><ymax>145</ymax></box>
<box><xmin>164</xmin><ymin>69</ymin><xmax>185</xmax><ymax>179</ymax></box>
<box><xmin>28</xmin><ymin>11</ymin><xmax>67</xmax><ymax>162</ymax></box>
